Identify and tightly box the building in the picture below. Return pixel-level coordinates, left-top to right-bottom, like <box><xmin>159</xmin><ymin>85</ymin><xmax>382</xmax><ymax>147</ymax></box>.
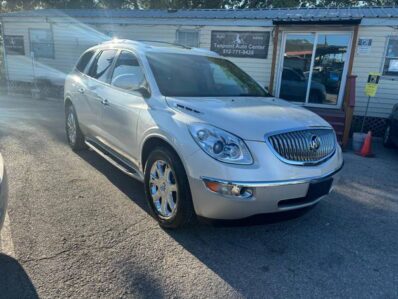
<box><xmin>1</xmin><ymin>7</ymin><xmax>398</xmax><ymax>146</ymax></box>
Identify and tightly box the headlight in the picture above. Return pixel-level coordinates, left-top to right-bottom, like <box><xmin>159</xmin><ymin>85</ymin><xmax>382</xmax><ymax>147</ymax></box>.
<box><xmin>188</xmin><ymin>124</ymin><xmax>253</xmax><ymax>165</ymax></box>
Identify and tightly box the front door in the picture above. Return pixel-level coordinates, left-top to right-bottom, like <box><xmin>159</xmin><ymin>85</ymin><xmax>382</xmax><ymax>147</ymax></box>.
<box><xmin>100</xmin><ymin>50</ymin><xmax>148</xmax><ymax>165</ymax></box>
<box><xmin>277</xmin><ymin>32</ymin><xmax>352</xmax><ymax>108</ymax></box>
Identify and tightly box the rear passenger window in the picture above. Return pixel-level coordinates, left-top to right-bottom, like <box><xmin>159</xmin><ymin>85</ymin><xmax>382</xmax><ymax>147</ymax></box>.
<box><xmin>76</xmin><ymin>50</ymin><xmax>95</xmax><ymax>73</ymax></box>
<box><xmin>88</xmin><ymin>49</ymin><xmax>117</xmax><ymax>82</ymax></box>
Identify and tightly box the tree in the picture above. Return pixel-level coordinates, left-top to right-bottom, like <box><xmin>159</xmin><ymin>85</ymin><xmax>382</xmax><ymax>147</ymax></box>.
<box><xmin>1</xmin><ymin>0</ymin><xmax>397</xmax><ymax>12</ymax></box>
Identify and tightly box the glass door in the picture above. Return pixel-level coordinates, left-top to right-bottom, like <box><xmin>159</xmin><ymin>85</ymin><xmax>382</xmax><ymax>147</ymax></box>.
<box><xmin>277</xmin><ymin>32</ymin><xmax>352</xmax><ymax>108</ymax></box>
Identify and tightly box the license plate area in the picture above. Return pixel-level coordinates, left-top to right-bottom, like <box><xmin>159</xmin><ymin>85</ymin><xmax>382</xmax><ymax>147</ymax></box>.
<box><xmin>306</xmin><ymin>178</ymin><xmax>333</xmax><ymax>201</ymax></box>
<box><xmin>278</xmin><ymin>178</ymin><xmax>333</xmax><ymax>208</ymax></box>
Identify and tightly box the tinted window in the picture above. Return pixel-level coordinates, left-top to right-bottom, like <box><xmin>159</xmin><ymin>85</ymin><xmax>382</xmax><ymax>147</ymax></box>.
<box><xmin>282</xmin><ymin>69</ymin><xmax>301</xmax><ymax>81</ymax></box>
<box><xmin>146</xmin><ymin>52</ymin><xmax>267</xmax><ymax>97</ymax></box>
<box><xmin>111</xmin><ymin>51</ymin><xmax>145</xmax><ymax>87</ymax></box>
<box><xmin>88</xmin><ymin>49</ymin><xmax>117</xmax><ymax>82</ymax></box>
<box><xmin>76</xmin><ymin>50</ymin><xmax>95</xmax><ymax>73</ymax></box>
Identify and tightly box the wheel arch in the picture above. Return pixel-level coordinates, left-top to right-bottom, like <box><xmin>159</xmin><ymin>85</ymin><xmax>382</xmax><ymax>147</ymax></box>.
<box><xmin>140</xmin><ymin>134</ymin><xmax>186</xmax><ymax>173</ymax></box>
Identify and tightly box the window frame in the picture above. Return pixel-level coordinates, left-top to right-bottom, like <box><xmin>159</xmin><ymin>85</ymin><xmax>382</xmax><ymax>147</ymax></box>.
<box><xmin>87</xmin><ymin>48</ymin><xmax>118</xmax><ymax>83</ymax></box>
<box><xmin>28</xmin><ymin>28</ymin><xmax>55</xmax><ymax>59</ymax></box>
<box><xmin>382</xmin><ymin>36</ymin><xmax>398</xmax><ymax>77</ymax></box>
<box><xmin>75</xmin><ymin>50</ymin><xmax>96</xmax><ymax>74</ymax></box>
<box><xmin>109</xmin><ymin>49</ymin><xmax>150</xmax><ymax>97</ymax></box>
<box><xmin>176</xmin><ymin>29</ymin><xmax>199</xmax><ymax>48</ymax></box>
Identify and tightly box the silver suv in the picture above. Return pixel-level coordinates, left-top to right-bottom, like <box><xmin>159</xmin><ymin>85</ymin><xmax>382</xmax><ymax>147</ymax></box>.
<box><xmin>64</xmin><ymin>40</ymin><xmax>343</xmax><ymax>228</ymax></box>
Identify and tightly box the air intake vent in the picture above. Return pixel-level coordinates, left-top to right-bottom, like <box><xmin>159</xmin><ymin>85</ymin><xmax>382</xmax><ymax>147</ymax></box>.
<box><xmin>175</xmin><ymin>104</ymin><xmax>201</xmax><ymax>114</ymax></box>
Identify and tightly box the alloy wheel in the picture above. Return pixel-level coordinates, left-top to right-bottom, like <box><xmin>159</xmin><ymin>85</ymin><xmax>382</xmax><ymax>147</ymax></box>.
<box><xmin>67</xmin><ymin>110</ymin><xmax>77</xmax><ymax>145</ymax></box>
<box><xmin>149</xmin><ymin>160</ymin><xmax>178</xmax><ymax>219</ymax></box>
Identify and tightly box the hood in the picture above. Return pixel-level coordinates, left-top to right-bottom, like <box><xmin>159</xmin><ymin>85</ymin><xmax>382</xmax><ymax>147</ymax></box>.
<box><xmin>166</xmin><ymin>97</ymin><xmax>331</xmax><ymax>141</ymax></box>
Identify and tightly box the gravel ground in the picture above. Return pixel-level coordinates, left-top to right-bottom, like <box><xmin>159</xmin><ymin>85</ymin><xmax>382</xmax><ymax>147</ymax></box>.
<box><xmin>0</xmin><ymin>95</ymin><xmax>397</xmax><ymax>299</ymax></box>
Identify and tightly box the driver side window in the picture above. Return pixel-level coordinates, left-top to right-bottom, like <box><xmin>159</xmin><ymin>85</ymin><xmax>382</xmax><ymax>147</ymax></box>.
<box><xmin>111</xmin><ymin>50</ymin><xmax>146</xmax><ymax>90</ymax></box>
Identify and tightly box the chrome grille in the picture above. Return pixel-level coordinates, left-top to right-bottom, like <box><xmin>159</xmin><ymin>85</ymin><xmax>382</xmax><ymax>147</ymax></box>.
<box><xmin>267</xmin><ymin>129</ymin><xmax>336</xmax><ymax>165</ymax></box>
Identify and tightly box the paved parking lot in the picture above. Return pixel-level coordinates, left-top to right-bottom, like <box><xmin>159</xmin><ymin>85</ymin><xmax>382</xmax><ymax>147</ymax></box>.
<box><xmin>0</xmin><ymin>95</ymin><xmax>397</xmax><ymax>298</ymax></box>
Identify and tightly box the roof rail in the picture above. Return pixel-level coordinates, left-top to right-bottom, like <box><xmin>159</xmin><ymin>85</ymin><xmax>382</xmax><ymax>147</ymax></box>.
<box><xmin>136</xmin><ymin>40</ymin><xmax>191</xmax><ymax>49</ymax></box>
<box><xmin>100</xmin><ymin>39</ymin><xmax>190</xmax><ymax>49</ymax></box>
<box><xmin>101</xmin><ymin>39</ymin><xmax>142</xmax><ymax>46</ymax></box>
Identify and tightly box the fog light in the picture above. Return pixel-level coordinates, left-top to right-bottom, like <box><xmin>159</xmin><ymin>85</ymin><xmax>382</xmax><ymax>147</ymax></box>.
<box><xmin>203</xmin><ymin>179</ymin><xmax>253</xmax><ymax>199</ymax></box>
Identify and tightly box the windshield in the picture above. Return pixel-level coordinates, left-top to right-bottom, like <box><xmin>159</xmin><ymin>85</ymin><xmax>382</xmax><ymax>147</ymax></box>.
<box><xmin>146</xmin><ymin>52</ymin><xmax>268</xmax><ymax>97</ymax></box>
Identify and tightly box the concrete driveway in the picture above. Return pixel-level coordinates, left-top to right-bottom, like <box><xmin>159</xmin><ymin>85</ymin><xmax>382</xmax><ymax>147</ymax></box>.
<box><xmin>0</xmin><ymin>95</ymin><xmax>397</xmax><ymax>298</ymax></box>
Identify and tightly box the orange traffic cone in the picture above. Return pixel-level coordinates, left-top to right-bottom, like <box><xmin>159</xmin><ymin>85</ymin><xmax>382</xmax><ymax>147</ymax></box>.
<box><xmin>359</xmin><ymin>131</ymin><xmax>374</xmax><ymax>157</ymax></box>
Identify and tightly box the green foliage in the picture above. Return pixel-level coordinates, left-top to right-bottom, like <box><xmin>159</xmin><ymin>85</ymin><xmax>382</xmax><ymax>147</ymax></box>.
<box><xmin>0</xmin><ymin>0</ymin><xmax>397</xmax><ymax>12</ymax></box>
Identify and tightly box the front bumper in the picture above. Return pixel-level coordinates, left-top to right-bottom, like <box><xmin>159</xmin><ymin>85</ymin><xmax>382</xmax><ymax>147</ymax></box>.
<box><xmin>0</xmin><ymin>154</ymin><xmax>8</xmax><ymax>231</ymax></box>
<box><xmin>189</xmin><ymin>162</ymin><xmax>343</xmax><ymax>220</ymax></box>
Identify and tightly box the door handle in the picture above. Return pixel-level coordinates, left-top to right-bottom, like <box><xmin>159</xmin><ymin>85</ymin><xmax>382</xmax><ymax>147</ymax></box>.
<box><xmin>101</xmin><ymin>98</ymin><xmax>110</xmax><ymax>106</ymax></box>
<box><xmin>78</xmin><ymin>88</ymin><xmax>85</xmax><ymax>94</ymax></box>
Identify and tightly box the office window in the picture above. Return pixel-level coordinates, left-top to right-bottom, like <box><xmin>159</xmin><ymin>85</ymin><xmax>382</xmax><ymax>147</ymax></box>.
<box><xmin>383</xmin><ymin>37</ymin><xmax>398</xmax><ymax>76</ymax></box>
<box><xmin>29</xmin><ymin>29</ymin><xmax>54</xmax><ymax>59</ymax></box>
<box><xmin>176</xmin><ymin>30</ymin><xmax>199</xmax><ymax>48</ymax></box>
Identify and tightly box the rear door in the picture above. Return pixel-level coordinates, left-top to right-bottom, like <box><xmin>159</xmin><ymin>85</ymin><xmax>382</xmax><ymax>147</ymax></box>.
<box><xmin>69</xmin><ymin>50</ymin><xmax>96</xmax><ymax>133</ymax></box>
<box><xmin>85</xmin><ymin>49</ymin><xmax>118</xmax><ymax>140</ymax></box>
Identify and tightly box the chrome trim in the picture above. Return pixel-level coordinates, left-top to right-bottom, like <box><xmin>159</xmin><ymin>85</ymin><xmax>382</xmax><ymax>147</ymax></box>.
<box><xmin>264</xmin><ymin>126</ymin><xmax>337</xmax><ymax>166</ymax></box>
<box><xmin>85</xmin><ymin>139</ymin><xmax>144</xmax><ymax>182</ymax></box>
<box><xmin>201</xmin><ymin>162</ymin><xmax>343</xmax><ymax>188</ymax></box>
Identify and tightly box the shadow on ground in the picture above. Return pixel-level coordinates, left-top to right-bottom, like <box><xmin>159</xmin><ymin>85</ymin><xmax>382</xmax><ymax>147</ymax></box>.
<box><xmin>78</xmin><ymin>145</ymin><xmax>398</xmax><ymax>297</ymax></box>
<box><xmin>0</xmin><ymin>253</ymin><xmax>38</xmax><ymax>298</ymax></box>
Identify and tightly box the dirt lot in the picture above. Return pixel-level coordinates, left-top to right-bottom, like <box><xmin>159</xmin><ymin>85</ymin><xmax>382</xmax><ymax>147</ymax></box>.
<box><xmin>0</xmin><ymin>95</ymin><xmax>397</xmax><ymax>298</ymax></box>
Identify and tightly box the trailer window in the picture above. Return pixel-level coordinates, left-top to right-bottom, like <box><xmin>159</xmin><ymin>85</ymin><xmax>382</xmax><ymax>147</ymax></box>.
<box><xmin>176</xmin><ymin>29</ymin><xmax>199</xmax><ymax>48</ymax></box>
<box><xmin>29</xmin><ymin>29</ymin><xmax>54</xmax><ymax>59</ymax></box>
<box><xmin>383</xmin><ymin>37</ymin><xmax>398</xmax><ymax>76</ymax></box>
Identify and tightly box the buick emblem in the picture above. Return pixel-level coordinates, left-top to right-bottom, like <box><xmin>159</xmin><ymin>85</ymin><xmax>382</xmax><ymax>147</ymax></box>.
<box><xmin>309</xmin><ymin>135</ymin><xmax>321</xmax><ymax>151</ymax></box>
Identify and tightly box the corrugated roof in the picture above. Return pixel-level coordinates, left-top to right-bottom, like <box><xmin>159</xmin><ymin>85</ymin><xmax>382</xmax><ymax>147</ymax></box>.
<box><xmin>1</xmin><ymin>7</ymin><xmax>398</xmax><ymax>21</ymax></box>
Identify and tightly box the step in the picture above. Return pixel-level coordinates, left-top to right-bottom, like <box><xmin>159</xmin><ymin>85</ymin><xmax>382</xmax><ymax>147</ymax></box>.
<box><xmin>85</xmin><ymin>139</ymin><xmax>144</xmax><ymax>182</ymax></box>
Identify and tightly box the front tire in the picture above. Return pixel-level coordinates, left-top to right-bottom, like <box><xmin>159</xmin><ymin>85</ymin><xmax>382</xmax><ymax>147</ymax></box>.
<box><xmin>65</xmin><ymin>104</ymin><xmax>86</xmax><ymax>151</ymax></box>
<box><xmin>144</xmin><ymin>147</ymin><xmax>196</xmax><ymax>229</ymax></box>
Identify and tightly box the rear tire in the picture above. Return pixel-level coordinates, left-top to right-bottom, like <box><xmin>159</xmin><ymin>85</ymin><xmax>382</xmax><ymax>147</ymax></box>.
<box><xmin>383</xmin><ymin>124</ymin><xmax>394</xmax><ymax>148</ymax></box>
<box><xmin>144</xmin><ymin>146</ymin><xmax>196</xmax><ymax>229</ymax></box>
<box><xmin>65</xmin><ymin>104</ymin><xmax>86</xmax><ymax>151</ymax></box>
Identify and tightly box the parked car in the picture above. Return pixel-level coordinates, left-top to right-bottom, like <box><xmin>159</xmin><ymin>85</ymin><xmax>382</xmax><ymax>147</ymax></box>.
<box><xmin>280</xmin><ymin>67</ymin><xmax>327</xmax><ymax>103</ymax></box>
<box><xmin>64</xmin><ymin>40</ymin><xmax>343</xmax><ymax>228</ymax></box>
<box><xmin>0</xmin><ymin>153</ymin><xmax>8</xmax><ymax>231</ymax></box>
<box><xmin>384</xmin><ymin>103</ymin><xmax>398</xmax><ymax>148</ymax></box>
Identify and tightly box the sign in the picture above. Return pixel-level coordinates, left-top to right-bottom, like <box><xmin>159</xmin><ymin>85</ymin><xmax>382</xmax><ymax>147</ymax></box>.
<box><xmin>357</xmin><ymin>38</ymin><xmax>372</xmax><ymax>55</ymax></box>
<box><xmin>364</xmin><ymin>72</ymin><xmax>381</xmax><ymax>97</ymax></box>
<box><xmin>4</xmin><ymin>35</ymin><xmax>25</xmax><ymax>55</ymax></box>
<box><xmin>210</xmin><ymin>31</ymin><xmax>270</xmax><ymax>58</ymax></box>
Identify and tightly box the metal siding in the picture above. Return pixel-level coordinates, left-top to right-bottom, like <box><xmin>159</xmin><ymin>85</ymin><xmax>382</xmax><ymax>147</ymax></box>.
<box><xmin>2</xmin><ymin>7</ymin><xmax>398</xmax><ymax>21</ymax></box>
<box><xmin>352</xmin><ymin>26</ymin><xmax>398</xmax><ymax>118</ymax></box>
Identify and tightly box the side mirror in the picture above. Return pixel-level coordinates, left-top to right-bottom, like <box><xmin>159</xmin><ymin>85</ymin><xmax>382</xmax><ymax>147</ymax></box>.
<box><xmin>112</xmin><ymin>74</ymin><xmax>150</xmax><ymax>98</ymax></box>
<box><xmin>112</xmin><ymin>74</ymin><xmax>141</xmax><ymax>91</ymax></box>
